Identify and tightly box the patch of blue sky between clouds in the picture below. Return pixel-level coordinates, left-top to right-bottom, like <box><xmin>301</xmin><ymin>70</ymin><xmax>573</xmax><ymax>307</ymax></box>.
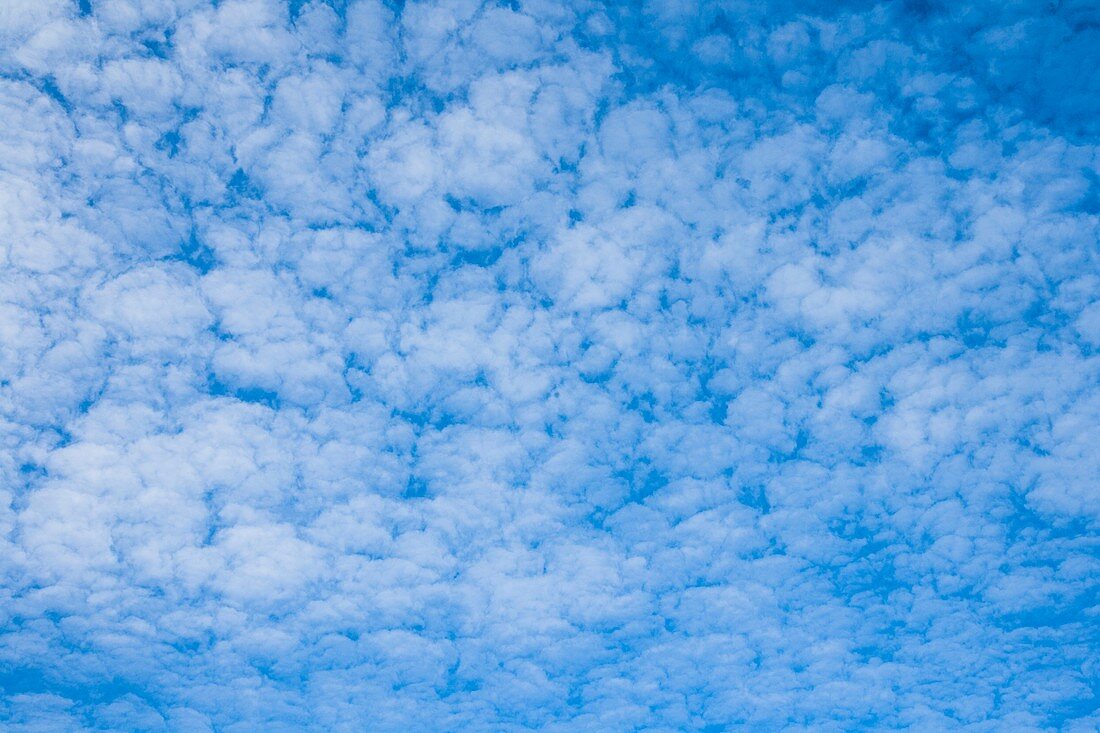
<box><xmin>0</xmin><ymin>0</ymin><xmax>1098</xmax><ymax>731</ymax></box>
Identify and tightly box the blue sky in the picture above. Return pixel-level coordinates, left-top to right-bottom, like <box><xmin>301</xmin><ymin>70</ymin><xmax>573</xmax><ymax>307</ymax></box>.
<box><xmin>0</xmin><ymin>0</ymin><xmax>1098</xmax><ymax>730</ymax></box>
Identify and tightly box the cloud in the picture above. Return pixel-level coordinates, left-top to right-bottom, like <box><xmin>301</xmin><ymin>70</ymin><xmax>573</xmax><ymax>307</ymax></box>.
<box><xmin>0</xmin><ymin>0</ymin><xmax>1097</xmax><ymax>730</ymax></box>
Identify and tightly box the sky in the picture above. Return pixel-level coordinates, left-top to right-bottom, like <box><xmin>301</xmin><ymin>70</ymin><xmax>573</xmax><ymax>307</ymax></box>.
<box><xmin>0</xmin><ymin>0</ymin><xmax>1098</xmax><ymax>730</ymax></box>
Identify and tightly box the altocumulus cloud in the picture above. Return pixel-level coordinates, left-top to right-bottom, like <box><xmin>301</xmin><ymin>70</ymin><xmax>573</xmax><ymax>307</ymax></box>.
<box><xmin>0</xmin><ymin>0</ymin><xmax>1098</xmax><ymax>731</ymax></box>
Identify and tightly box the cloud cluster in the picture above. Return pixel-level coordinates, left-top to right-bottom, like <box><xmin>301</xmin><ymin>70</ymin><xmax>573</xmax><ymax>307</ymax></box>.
<box><xmin>1</xmin><ymin>0</ymin><xmax>1097</xmax><ymax>730</ymax></box>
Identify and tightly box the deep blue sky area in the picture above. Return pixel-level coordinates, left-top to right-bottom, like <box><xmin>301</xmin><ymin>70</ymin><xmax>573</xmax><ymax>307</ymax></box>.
<box><xmin>1</xmin><ymin>1</ymin><xmax>1098</xmax><ymax>731</ymax></box>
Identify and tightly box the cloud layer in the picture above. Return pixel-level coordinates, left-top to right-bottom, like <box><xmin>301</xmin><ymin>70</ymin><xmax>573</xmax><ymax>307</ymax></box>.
<box><xmin>1</xmin><ymin>1</ymin><xmax>1098</xmax><ymax>730</ymax></box>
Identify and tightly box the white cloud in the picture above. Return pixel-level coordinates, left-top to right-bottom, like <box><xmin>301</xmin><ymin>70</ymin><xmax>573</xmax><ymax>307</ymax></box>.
<box><xmin>0</xmin><ymin>0</ymin><xmax>1097</xmax><ymax>730</ymax></box>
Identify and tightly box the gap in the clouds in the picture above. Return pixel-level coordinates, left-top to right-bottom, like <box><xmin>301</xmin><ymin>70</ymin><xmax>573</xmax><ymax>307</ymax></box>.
<box><xmin>227</xmin><ymin>168</ymin><xmax>263</xmax><ymax>201</ymax></box>
<box><xmin>403</xmin><ymin>475</ymin><xmax>429</xmax><ymax>499</ymax></box>
<box><xmin>141</xmin><ymin>33</ymin><xmax>173</xmax><ymax>60</ymax></box>
<box><xmin>168</xmin><ymin>230</ymin><xmax>217</xmax><ymax>274</ymax></box>
<box><xmin>155</xmin><ymin>130</ymin><xmax>181</xmax><ymax>158</ymax></box>
<box><xmin>612</xmin><ymin>463</ymin><xmax>666</xmax><ymax>504</ymax></box>
<box><xmin>50</xmin><ymin>426</ymin><xmax>75</xmax><ymax>450</ymax></box>
<box><xmin>997</xmin><ymin>587</ymin><xmax>1100</xmax><ymax>632</ymax></box>
<box><xmin>767</xmin><ymin>428</ymin><xmax>809</xmax><ymax>463</ymax></box>
<box><xmin>1004</xmin><ymin>490</ymin><xmax>1092</xmax><ymax>544</ymax></box>
<box><xmin>707</xmin><ymin>398</ymin><xmax>728</xmax><ymax>424</ymax></box>
<box><xmin>207</xmin><ymin>374</ymin><xmax>281</xmax><ymax>409</ymax></box>
<box><xmin>878</xmin><ymin>388</ymin><xmax>896</xmax><ymax>412</ymax></box>
<box><xmin>155</xmin><ymin>108</ymin><xmax>201</xmax><ymax>161</ymax></box>
<box><xmin>578</xmin><ymin>367</ymin><xmax>613</xmax><ymax>386</ymax></box>
<box><xmin>17</xmin><ymin>462</ymin><xmax>44</xmax><ymax>477</ymax></box>
<box><xmin>289</xmin><ymin>0</ymin><xmax>315</xmax><ymax>21</ymax></box>
<box><xmin>624</xmin><ymin>392</ymin><xmax>657</xmax><ymax>423</ymax></box>
<box><xmin>201</xmin><ymin>503</ymin><xmax>219</xmax><ymax>547</ymax></box>
<box><xmin>1079</xmin><ymin>168</ymin><xmax>1100</xmax><ymax>215</ymax></box>
<box><xmin>822</xmin><ymin>520</ymin><xmax>906</xmax><ymax>603</ymax></box>
<box><xmin>74</xmin><ymin>383</ymin><xmax>107</xmax><ymax>419</ymax></box>
<box><xmin>737</xmin><ymin>485</ymin><xmax>771</xmax><ymax>514</ymax></box>
<box><xmin>392</xmin><ymin>405</ymin><xmax>457</xmax><ymax>434</ymax></box>
<box><xmin>450</xmin><ymin>246</ymin><xmax>504</xmax><ymax>268</ymax></box>
<box><xmin>443</xmin><ymin>195</ymin><xmax>505</xmax><ymax>216</ymax></box>
<box><xmin>852</xmin><ymin>641</ymin><xmax>899</xmax><ymax>666</ymax></box>
<box><xmin>693</xmin><ymin>362</ymin><xmax>733</xmax><ymax>425</ymax></box>
<box><xmin>342</xmin><ymin>354</ymin><xmax>369</xmax><ymax>403</ymax></box>
<box><xmin>29</xmin><ymin>75</ymin><xmax>73</xmax><ymax>114</ymax></box>
<box><xmin>16</xmin><ymin>462</ymin><xmax>48</xmax><ymax>497</ymax></box>
<box><xmin>858</xmin><ymin>444</ymin><xmax>884</xmax><ymax>464</ymax></box>
<box><xmin>0</xmin><ymin>668</ymin><xmax>151</xmax><ymax>714</ymax></box>
<box><xmin>385</xmin><ymin>75</ymin><xmax>452</xmax><ymax>116</ymax></box>
<box><xmin>1021</xmin><ymin>298</ymin><xmax>1076</xmax><ymax>336</ymax></box>
<box><xmin>955</xmin><ymin>310</ymin><xmax>1007</xmax><ymax>350</ymax></box>
<box><xmin>1049</xmin><ymin>692</ymin><xmax>1100</xmax><ymax>731</ymax></box>
<box><xmin>76</xmin><ymin>0</ymin><xmax>92</xmax><ymax>17</ymax></box>
<box><xmin>112</xmin><ymin>100</ymin><xmax>130</xmax><ymax>125</ymax></box>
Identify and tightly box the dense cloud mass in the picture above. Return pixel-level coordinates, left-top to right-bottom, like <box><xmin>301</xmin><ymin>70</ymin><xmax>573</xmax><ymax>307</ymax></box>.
<box><xmin>1</xmin><ymin>0</ymin><xmax>1098</xmax><ymax>730</ymax></box>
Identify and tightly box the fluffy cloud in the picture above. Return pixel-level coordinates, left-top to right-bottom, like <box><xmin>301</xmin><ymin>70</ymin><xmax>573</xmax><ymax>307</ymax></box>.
<box><xmin>0</xmin><ymin>0</ymin><xmax>1097</xmax><ymax>731</ymax></box>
